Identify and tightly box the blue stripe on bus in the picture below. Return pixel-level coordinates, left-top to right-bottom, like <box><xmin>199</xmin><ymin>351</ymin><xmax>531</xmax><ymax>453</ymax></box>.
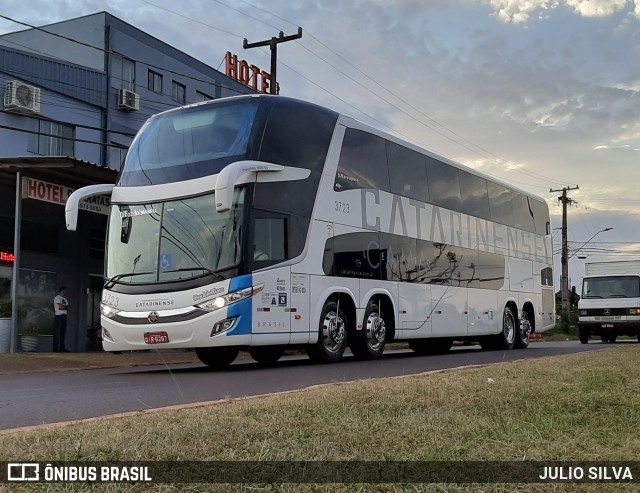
<box><xmin>227</xmin><ymin>275</ymin><xmax>252</xmax><ymax>336</ymax></box>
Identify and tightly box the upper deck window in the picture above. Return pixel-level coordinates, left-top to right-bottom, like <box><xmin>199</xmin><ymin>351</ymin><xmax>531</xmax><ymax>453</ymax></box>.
<box><xmin>334</xmin><ymin>128</ymin><xmax>390</xmax><ymax>192</ymax></box>
<box><xmin>118</xmin><ymin>100</ymin><xmax>259</xmax><ymax>186</ymax></box>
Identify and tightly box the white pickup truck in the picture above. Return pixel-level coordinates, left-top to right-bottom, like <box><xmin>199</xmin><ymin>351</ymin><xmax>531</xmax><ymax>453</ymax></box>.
<box><xmin>578</xmin><ymin>260</ymin><xmax>640</xmax><ymax>344</ymax></box>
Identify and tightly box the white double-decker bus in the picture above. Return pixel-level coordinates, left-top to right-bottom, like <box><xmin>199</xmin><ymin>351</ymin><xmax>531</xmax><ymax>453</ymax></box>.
<box><xmin>66</xmin><ymin>95</ymin><xmax>554</xmax><ymax>368</ymax></box>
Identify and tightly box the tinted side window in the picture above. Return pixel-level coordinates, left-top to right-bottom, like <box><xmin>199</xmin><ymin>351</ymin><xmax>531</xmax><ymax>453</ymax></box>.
<box><xmin>530</xmin><ymin>198</ymin><xmax>550</xmax><ymax>236</ymax></box>
<box><xmin>252</xmin><ymin>216</ymin><xmax>286</xmax><ymax>269</ymax></box>
<box><xmin>488</xmin><ymin>182</ymin><xmax>514</xmax><ymax>227</ymax></box>
<box><xmin>259</xmin><ymin>101</ymin><xmax>337</xmax><ymax>173</ymax></box>
<box><xmin>387</xmin><ymin>142</ymin><xmax>429</xmax><ymax>202</ymax></box>
<box><xmin>477</xmin><ymin>251</ymin><xmax>505</xmax><ymax>289</ymax></box>
<box><xmin>379</xmin><ymin>233</ymin><xmax>418</xmax><ymax>282</ymax></box>
<box><xmin>334</xmin><ymin>129</ymin><xmax>390</xmax><ymax>192</ymax></box>
<box><xmin>459</xmin><ymin>171</ymin><xmax>490</xmax><ymax>220</ymax></box>
<box><xmin>325</xmin><ymin>232</ymin><xmax>382</xmax><ymax>279</ymax></box>
<box><xmin>425</xmin><ymin>157</ymin><xmax>462</xmax><ymax>211</ymax></box>
<box><xmin>512</xmin><ymin>192</ymin><xmax>535</xmax><ymax>233</ymax></box>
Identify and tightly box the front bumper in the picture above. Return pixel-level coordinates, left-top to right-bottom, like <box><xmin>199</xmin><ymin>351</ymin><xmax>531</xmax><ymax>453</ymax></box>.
<box><xmin>578</xmin><ymin>320</ymin><xmax>640</xmax><ymax>337</ymax></box>
<box><xmin>101</xmin><ymin>304</ymin><xmax>251</xmax><ymax>351</ymax></box>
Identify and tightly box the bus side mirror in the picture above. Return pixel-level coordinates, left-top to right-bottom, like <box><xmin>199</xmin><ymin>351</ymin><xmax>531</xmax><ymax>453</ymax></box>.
<box><xmin>65</xmin><ymin>184</ymin><xmax>115</xmax><ymax>231</ymax></box>
<box><xmin>215</xmin><ymin>160</ymin><xmax>310</xmax><ymax>213</ymax></box>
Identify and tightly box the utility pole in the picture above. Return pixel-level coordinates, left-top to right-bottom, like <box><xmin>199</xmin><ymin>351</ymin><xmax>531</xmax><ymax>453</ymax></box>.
<box><xmin>550</xmin><ymin>185</ymin><xmax>579</xmax><ymax>312</ymax></box>
<box><xmin>243</xmin><ymin>27</ymin><xmax>302</xmax><ymax>95</ymax></box>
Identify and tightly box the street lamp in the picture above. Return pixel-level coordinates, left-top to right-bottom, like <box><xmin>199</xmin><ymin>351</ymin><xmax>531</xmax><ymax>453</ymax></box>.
<box><xmin>569</xmin><ymin>227</ymin><xmax>613</xmax><ymax>260</ymax></box>
<box><xmin>562</xmin><ymin>227</ymin><xmax>613</xmax><ymax>312</ymax></box>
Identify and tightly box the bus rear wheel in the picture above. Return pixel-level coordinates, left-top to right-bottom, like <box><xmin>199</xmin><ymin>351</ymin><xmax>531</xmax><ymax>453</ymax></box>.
<box><xmin>195</xmin><ymin>347</ymin><xmax>239</xmax><ymax>369</ymax></box>
<box><xmin>306</xmin><ymin>299</ymin><xmax>347</xmax><ymax>363</ymax></box>
<box><xmin>515</xmin><ymin>310</ymin><xmax>532</xmax><ymax>349</ymax></box>
<box><xmin>409</xmin><ymin>338</ymin><xmax>453</xmax><ymax>355</ymax></box>
<box><xmin>249</xmin><ymin>346</ymin><xmax>285</xmax><ymax>365</ymax></box>
<box><xmin>350</xmin><ymin>300</ymin><xmax>387</xmax><ymax>360</ymax></box>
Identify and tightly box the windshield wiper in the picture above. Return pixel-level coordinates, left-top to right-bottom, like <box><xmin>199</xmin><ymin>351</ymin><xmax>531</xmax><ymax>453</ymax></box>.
<box><xmin>163</xmin><ymin>267</ymin><xmax>225</xmax><ymax>282</ymax></box>
<box><xmin>105</xmin><ymin>271</ymin><xmax>154</xmax><ymax>289</ymax></box>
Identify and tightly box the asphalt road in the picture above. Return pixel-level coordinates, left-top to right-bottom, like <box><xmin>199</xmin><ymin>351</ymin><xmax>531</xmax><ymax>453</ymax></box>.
<box><xmin>0</xmin><ymin>341</ymin><xmax>618</xmax><ymax>431</ymax></box>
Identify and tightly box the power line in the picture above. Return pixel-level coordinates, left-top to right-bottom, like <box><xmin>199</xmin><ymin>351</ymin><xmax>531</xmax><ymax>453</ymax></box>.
<box><xmin>0</xmin><ymin>123</ymin><xmax>131</xmax><ymax>150</ymax></box>
<box><xmin>0</xmin><ymin>109</ymin><xmax>136</xmax><ymax>138</ymax></box>
<box><xmin>223</xmin><ymin>0</ymin><xmax>574</xmax><ymax>188</ymax></box>
<box><xmin>0</xmin><ymin>13</ymin><xmax>253</xmax><ymax>98</ymax></box>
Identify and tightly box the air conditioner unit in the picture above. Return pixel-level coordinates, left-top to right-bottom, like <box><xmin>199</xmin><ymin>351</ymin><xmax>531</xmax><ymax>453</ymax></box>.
<box><xmin>4</xmin><ymin>80</ymin><xmax>41</xmax><ymax>114</ymax></box>
<box><xmin>118</xmin><ymin>88</ymin><xmax>140</xmax><ymax>111</ymax></box>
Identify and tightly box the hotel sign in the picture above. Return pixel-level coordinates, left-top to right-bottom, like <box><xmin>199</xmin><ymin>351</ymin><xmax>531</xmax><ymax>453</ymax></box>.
<box><xmin>22</xmin><ymin>177</ymin><xmax>110</xmax><ymax>215</ymax></box>
<box><xmin>225</xmin><ymin>51</ymin><xmax>272</xmax><ymax>94</ymax></box>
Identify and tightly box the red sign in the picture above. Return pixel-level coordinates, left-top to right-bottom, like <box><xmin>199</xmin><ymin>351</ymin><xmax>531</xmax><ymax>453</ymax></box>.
<box><xmin>0</xmin><ymin>251</ymin><xmax>15</xmax><ymax>263</ymax></box>
<box><xmin>23</xmin><ymin>177</ymin><xmax>73</xmax><ymax>205</ymax></box>
<box><xmin>21</xmin><ymin>177</ymin><xmax>110</xmax><ymax>215</ymax></box>
<box><xmin>225</xmin><ymin>51</ymin><xmax>271</xmax><ymax>94</ymax></box>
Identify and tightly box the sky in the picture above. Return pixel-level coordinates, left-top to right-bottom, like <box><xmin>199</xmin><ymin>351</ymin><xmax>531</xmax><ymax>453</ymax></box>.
<box><xmin>0</xmin><ymin>0</ymin><xmax>639</xmax><ymax>287</ymax></box>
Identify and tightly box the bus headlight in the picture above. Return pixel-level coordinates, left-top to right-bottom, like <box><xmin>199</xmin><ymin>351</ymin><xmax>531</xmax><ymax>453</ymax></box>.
<box><xmin>101</xmin><ymin>303</ymin><xmax>121</xmax><ymax>318</ymax></box>
<box><xmin>630</xmin><ymin>308</ymin><xmax>640</xmax><ymax>315</ymax></box>
<box><xmin>579</xmin><ymin>310</ymin><xmax>587</xmax><ymax>316</ymax></box>
<box><xmin>197</xmin><ymin>284</ymin><xmax>264</xmax><ymax>312</ymax></box>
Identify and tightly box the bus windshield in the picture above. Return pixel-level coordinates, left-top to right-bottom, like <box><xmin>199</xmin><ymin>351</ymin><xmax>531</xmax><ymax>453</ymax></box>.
<box><xmin>582</xmin><ymin>276</ymin><xmax>640</xmax><ymax>299</ymax></box>
<box><xmin>119</xmin><ymin>100</ymin><xmax>259</xmax><ymax>186</ymax></box>
<box><xmin>106</xmin><ymin>190</ymin><xmax>244</xmax><ymax>285</ymax></box>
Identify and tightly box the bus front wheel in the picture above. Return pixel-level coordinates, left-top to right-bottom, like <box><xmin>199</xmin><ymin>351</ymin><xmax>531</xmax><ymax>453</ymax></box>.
<box><xmin>249</xmin><ymin>346</ymin><xmax>285</xmax><ymax>365</ymax></box>
<box><xmin>195</xmin><ymin>347</ymin><xmax>239</xmax><ymax>369</ymax></box>
<box><xmin>351</xmin><ymin>300</ymin><xmax>387</xmax><ymax>360</ymax></box>
<box><xmin>306</xmin><ymin>299</ymin><xmax>347</xmax><ymax>363</ymax></box>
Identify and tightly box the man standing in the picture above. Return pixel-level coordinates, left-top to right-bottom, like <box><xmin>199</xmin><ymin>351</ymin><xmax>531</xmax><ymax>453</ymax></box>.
<box><xmin>53</xmin><ymin>286</ymin><xmax>69</xmax><ymax>352</ymax></box>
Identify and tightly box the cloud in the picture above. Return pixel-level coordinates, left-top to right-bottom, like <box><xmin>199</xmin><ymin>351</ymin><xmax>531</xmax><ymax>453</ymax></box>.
<box><xmin>566</xmin><ymin>0</ymin><xmax>628</xmax><ymax>17</ymax></box>
<box><xmin>486</xmin><ymin>0</ymin><xmax>636</xmax><ymax>23</ymax></box>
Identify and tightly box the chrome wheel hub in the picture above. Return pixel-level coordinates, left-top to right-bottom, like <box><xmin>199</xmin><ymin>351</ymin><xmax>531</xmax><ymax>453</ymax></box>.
<box><xmin>366</xmin><ymin>312</ymin><xmax>386</xmax><ymax>350</ymax></box>
<box><xmin>322</xmin><ymin>310</ymin><xmax>345</xmax><ymax>353</ymax></box>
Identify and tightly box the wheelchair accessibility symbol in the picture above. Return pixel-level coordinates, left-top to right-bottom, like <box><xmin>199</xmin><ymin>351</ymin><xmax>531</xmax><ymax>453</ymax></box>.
<box><xmin>160</xmin><ymin>254</ymin><xmax>172</xmax><ymax>271</ymax></box>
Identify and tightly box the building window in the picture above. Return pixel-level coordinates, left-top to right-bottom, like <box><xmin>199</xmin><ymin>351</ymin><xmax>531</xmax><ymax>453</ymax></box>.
<box><xmin>121</xmin><ymin>57</ymin><xmax>135</xmax><ymax>91</ymax></box>
<box><xmin>148</xmin><ymin>70</ymin><xmax>163</xmax><ymax>93</ymax></box>
<box><xmin>28</xmin><ymin>121</ymin><xmax>74</xmax><ymax>156</ymax></box>
<box><xmin>108</xmin><ymin>143</ymin><xmax>129</xmax><ymax>169</ymax></box>
<box><xmin>196</xmin><ymin>91</ymin><xmax>213</xmax><ymax>102</ymax></box>
<box><xmin>172</xmin><ymin>81</ymin><xmax>186</xmax><ymax>104</ymax></box>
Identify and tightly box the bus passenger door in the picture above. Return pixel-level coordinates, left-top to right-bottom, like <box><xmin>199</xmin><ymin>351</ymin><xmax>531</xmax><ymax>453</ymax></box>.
<box><xmin>251</xmin><ymin>267</ymin><xmax>291</xmax><ymax>345</ymax></box>
<box><xmin>290</xmin><ymin>273</ymin><xmax>310</xmax><ymax>344</ymax></box>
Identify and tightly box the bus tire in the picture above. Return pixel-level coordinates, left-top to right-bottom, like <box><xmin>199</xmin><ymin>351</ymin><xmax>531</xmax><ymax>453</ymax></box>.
<box><xmin>515</xmin><ymin>310</ymin><xmax>532</xmax><ymax>349</ymax></box>
<box><xmin>195</xmin><ymin>347</ymin><xmax>239</xmax><ymax>369</ymax></box>
<box><xmin>351</xmin><ymin>300</ymin><xmax>387</xmax><ymax>360</ymax></box>
<box><xmin>482</xmin><ymin>306</ymin><xmax>516</xmax><ymax>350</ymax></box>
<box><xmin>409</xmin><ymin>338</ymin><xmax>453</xmax><ymax>355</ymax></box>
<box><xmin>249</xmin><ymin>346</ymin><xmax>285</xmax><ymax>365</ymax></box>
<box><xmin>306</xmin><ymin>299</ymin><xmax>347</xmax><ymax>363</ymax></box>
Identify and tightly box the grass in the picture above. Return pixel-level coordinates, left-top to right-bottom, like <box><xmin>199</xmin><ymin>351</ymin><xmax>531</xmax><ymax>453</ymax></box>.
<box><xmin>1</xmin><ymin>346</ymin><xmax>639</xmax><ymax>492</ymax></box>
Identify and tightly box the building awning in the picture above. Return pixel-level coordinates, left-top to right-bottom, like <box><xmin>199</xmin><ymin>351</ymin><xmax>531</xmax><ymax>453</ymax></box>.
<box><xmin>0</xmin><ymin>156</ymin><xmax>118</xmax><ymax>188</ymax></box>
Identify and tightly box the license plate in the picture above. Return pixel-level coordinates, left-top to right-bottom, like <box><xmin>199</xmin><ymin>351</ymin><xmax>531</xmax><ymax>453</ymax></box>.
<box><xmin>144</xmin><ymin>331</ymin><xmax>169</xmax><ymax>344</ymax></box>
<box><xmin>601</xmin><ymin>324</ymin><xmax>614</xmax><ymax>329</ymax></box>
